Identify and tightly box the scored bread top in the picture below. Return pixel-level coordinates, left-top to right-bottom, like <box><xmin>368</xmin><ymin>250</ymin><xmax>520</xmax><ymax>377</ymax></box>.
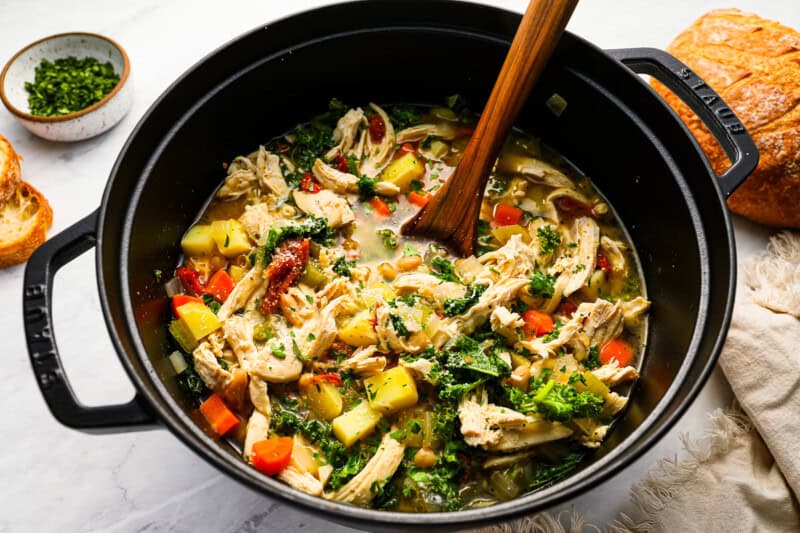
<box><xmin>0</xmin><ymin>181</ymin><xmax>53</xmax><ymax>268</ymax></box>
<box><xmin>0</xmin><ymin>134</ymin><xmax>21</xmax><ymax>208</ymax></box>
<box><xmin>654</xmin><ymin>8</ymin><xmax>800</xmax><ymax>228</ymax></box>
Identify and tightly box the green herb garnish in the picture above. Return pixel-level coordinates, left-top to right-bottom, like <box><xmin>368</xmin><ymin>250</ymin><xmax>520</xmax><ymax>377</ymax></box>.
<box><xmin>24</xmin><ymin>56</ymin><xmax>120</xmax><ymax>117</ymax></box>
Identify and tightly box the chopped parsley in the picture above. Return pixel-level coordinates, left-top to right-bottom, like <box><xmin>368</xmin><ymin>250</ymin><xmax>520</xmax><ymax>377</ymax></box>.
<box><xmin>25</xmin><ymin>56</ymin><xmax>120</xmax><ymax>117</ymax></box>
<box><xmin>357</xmin><ymin>175</ymin><xmax>377</xmax><ymax>200</ymax></box>
<box><xmin>389</xmin><ymin>313</ymin><xmax>410</xmax><ymax>338</ymax></box>
<box><xmin>537</xmin><ymin>225</ymin><xmax>562</xmax><ymax>255</ymax></box>
<box><xmin>202</xmin><ymin>293</ymin><xmax>221</xmax><ymax>314</ymax></box>
<box><xmin>271</xmin><ymin>343</ymin><xmax>287</xmax><ymax>359</ymax></box>
<box><xmin>529</xmin><ymin>271</ymin><xmax>557</xmax><ymax>298</ymax></box>
<box><xmin>388</xmin><ymin>104</ymin><xmax>421</xmax><ymax>130</ymax></box>
<box><xmin>377</xmin><ymin>229</ymin><xmax>398</xmax><ymax>250</ymax></box>
<box><xmin>332</xmin><ymin>255</ymin><xmax>355</xmax><ymax>277</ymax></box>
<box><xmin>583</xmin><ymin>345</ymin><xmax>602</xmax><ymax>370</ymax></box>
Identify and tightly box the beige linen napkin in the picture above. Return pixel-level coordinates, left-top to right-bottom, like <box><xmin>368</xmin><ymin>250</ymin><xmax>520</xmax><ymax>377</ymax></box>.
<box><xmin>473</xmin><ymin>232</ymin><xmax>800</xmax><ymax>533</ymax></box>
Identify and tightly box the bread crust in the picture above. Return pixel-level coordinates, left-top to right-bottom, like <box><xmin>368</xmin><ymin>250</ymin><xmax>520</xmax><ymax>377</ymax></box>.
<box><xmin>653</xmin><ymin>8</ymin><xmax>800</xmax><ymax>228</ymax></box>
<box><xmin>0</xmin><ymin>181</ymin><xmax>53</xmax><ymax>268</ymax></box>
<box><xmin>0</xmin><ymin>134</ymin><xmax>21</xmax><ymax>208</ymax></box>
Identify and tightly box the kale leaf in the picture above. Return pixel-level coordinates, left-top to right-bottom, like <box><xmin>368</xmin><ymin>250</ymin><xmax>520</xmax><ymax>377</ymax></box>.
<box><xmin>442</xmin><ymin>283</ymin><xmax>487</xmax><ymax>317</ymax></box>
<box><xmin>388</xmin><ymin>104</ymin><xmax>421</xmax><ymax>131</ymax></box>
<box><xmin>430</xmin><ymin>257</ymin><xmax>460</xmax><ymax>283</ymax></box>
<box><xmin>260</xmin><ymin>216</ymin><xmax>335</xmax><ymax>264</ymax></box>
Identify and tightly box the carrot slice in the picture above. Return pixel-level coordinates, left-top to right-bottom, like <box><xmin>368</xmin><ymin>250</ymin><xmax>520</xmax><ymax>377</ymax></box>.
<box><xmin>199</xmin><ymin>393</ymin><xmax>240</xmax><ymax>436</ymax></box>
<box><xmin>408</xmin><ymin>190</ymin><xmax>431</xmax><ymax>207</ymax></box>
<box><xmin>599</xmin><ymin>338</ymin><xmax>635</xmax><ymax>366</ymax></box>
<box><xmin>493</xmin><ymin>204</ymin><xmax>523</xmax><ymax>226</ymax></box>
<box><xmin>252</xmin><ymin>437</ymin><xmax>294</xmax><ymax>475</ymax></box>
<box><xmin>369</xmin><ymin>196</ymin><xmax>392</xmax><ymax>217</ymax></box>
<box><xmin>205</xmin><ymin>269</ymin><xmax>235</xmax><ymax>303</ymax></box>
<box><xmin>522</xmin><ymin>310</ymin><xmax>554</xmax><ymax>338</ymax></box>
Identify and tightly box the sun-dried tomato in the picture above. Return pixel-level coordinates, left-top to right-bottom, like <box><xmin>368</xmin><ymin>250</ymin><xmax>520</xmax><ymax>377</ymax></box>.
<box><xmin>176</xmin><ymin>266</ymin><xmax>204</xmax><ymax>296</ymax></box>
<box><xmin>368</xmin><ymin>114</ymin><xmax>386</xmax><ymax>142</ymax></box>
<box><xmin>299</xmin><ymin>172</ymin><xmax>321</xmax><ymax>193</ymax></box>
<box><xmin>261</xmin><ymin>240</ymin><xmax>310</xmax><ymax>314</ymax></box>
<box><xmin>596</xmin><ymin>253</ymin><xmax>612</xmax><ymax>276</ymax></box>
<box><xmin>555</xmin><ymin>196</ymin><xmax>593</xmax><ymax>217</ymax></box>
<box><xmin>334</xmin><ymin>155</ymin><xmax>350</xmax><ymax>173</ymax></box>
<box><xmin>557</xmin><ymin>300</ymin><xmax>578</xmax><ymax>318</ymax></box>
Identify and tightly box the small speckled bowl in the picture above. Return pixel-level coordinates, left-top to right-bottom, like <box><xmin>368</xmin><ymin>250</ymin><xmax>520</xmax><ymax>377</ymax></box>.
<box><xmin>0</xmin><ymin>32</ymin><xmax>131</xmax><ymax>142</ymax></box>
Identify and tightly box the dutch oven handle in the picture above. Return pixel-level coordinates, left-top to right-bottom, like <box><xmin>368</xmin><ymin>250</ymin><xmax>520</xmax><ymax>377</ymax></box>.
<box><xmin>23</xmin><ymin>210</ymin><xmax>157</xmax><ymax>433</ymax></box>
<box><xmin>608</xmin><ymin>47</ymin><xmax>758</xmax><ymax>197</ymax></box>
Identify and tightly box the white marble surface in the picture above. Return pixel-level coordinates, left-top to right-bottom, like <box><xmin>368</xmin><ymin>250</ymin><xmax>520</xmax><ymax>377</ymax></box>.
<box><xmin>0</xmin><ymin>1</ymin><xmax>792</xmax><ymax>531</ymax></box>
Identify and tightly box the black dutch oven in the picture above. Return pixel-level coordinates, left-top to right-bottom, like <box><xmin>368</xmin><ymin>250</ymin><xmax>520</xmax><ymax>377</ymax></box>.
<box><xmin>22</xmin><ymin>1</ymin><xmax>757</xmax><ymax>530</ymax></box>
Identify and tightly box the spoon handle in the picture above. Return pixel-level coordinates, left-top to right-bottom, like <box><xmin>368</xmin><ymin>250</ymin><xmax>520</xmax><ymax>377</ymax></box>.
<box><xmin>402</xmin><ymin>0</ymin><xmax>578</xmax><ymax>256</ymax></box>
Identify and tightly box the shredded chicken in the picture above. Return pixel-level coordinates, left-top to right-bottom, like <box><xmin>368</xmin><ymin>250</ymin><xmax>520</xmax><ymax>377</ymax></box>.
<box><xmin>329</xmin><ymin>432</ymin><xmax>405</xmax><ymax>505</ymax></box>
<box><xmin>591</xmin><ymin>360</ymin><xmax>639</xmax><ymax>387</ymax></box>
<box><xmin>600</xmin><ymin>236</ymin><xmax>628</xmax><ymax>274</ymax></box>
<box><xmin>490</xmin><ymin>306</ymin><xmax>524</xmax><ymax>343</ymax></box>
<box><xmin>278</xmin><ymin>465</ymin><xmax>324</xmax><ymax>496</ymax></box>
<box><xmin>460</xmin><ymin>277</ymin><xmax>529</xmax><ymax>334</ymax></box>
<box><xmin>478</xmin><ymin>234</ymin><xmax>538</xmax><ymax>278</ymax></box>
<box><xmin>339</xmin><ymin>345</ymin><xmax>387</xmax><ymax>376</ymax></box>
<box><xmin>255</xmin><ymin>146</ymin><xmax>290</xmax><ymax>197</ymax></box>
<box><xmin>312</xmin><ymin>158</ymin><xmax>358</xmax><ymax>194</ymax></box>
<box><xmin>223</xmin><ymin>315</ymin><xmax>303</xmax><ymax>383</ymax></box>
<box><xmin>192</xmin><ymin>341</ymin><xmax>231</xmax><ymax>391</ymax></box>
<box><xmin>393</xmin><ymin>273</ymin><xmax>465</xmax><ymax>309</ymax></box>
<box><xmin>396</xmin><ymin>123</ymin><xmax>456</xmax><ymax>144</ymax></box>
<box><xmin>238</xmin><ymin>202</ymin><xmax>273</xmax><ymax>243</ymax></box>
<box><xmin>375</xmin><ymin>302</ymin><xmax>428</xmax><ymax>354</ymax></box>
<box><xmin>243</xmin><ymin>409</ymin><xmax>270</xmax><ymax>460</ymax></box>
<box><xmin>459</xmin><ymin>390</ymin><xmax>530</xmax><ymax>448</ymax></box>
<box><xmin>293</xmin><ymin>189</ymin><xmax>354</xmax><ymax>228</ymax></box>
<box><xmin>325</xmin><ymin>107</ymin><xmax>366</xmax><ymax>160</ymax></box>
<box><xmin>360</xmin><ymin>103</ymin><xmax>395</xmax><ymax>177</ymax></box>
<box><xmin>217</xmin><ymin>266</ymin><xmax>264</xmax><ymax>321</ymax></box>
<box><xmin>279</xmin><ymin>285</ymin><xmax>318</xmax><ymax>328</ymax></box>
<box><xmin>399</xmin><ymin>357</ymin><xmax>439</xmax><ymax>384</ymax></box>
<box><xmin>622</xmin><ymin>296</ymin><xmax>651</xmax><ymax>327</ymax></box>
<box><xmin>542</xmin><ymin>217</ymin><xmax>599</xmax><ymax>312</ymax></box>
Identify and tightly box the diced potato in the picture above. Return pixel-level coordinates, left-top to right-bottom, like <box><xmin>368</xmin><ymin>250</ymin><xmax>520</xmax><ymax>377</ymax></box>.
<box><xmin>380</xmin><ymin>153</ymin><xmax>425</xmax><ymax>192</ymax></box>
<box><xmin>176</xmin><ymin>301</ymin><xmax>221</xmax><ymax>341</ymax></box>
<box><xmin>332</xmin><ymin>401</ymin><xmax>382</xmax><ymax>448</ymax></box>
<box><xmin>210</xmin><ymin>219</ymin><xmax>252</xmax><ymax>258</ymax></box>
<box><xmin>491</xmin><ymin>224</ymin><xmax>531</xmax><ymax>245</ymax></box>
<box><xmin>361</xmin><ymin>283</ymin><xmax>397</xmax><ymax>309</ymax></box>
<box><xmin>510</xmin><ymin>353</ymin><xmax>530</xmax><ymax>369</ymax></box>
<box><xmin>338</xmin><ymin>310</ymin><xmax>378</xmax><ymax>346</ymax></box>
<box><xmin>300</xmin><ymin>380</ymin><xmax>343</xmax><ymax>421</ymax></box>
<box><xmin>364</xmin><ymin>367</ymin><xmax>419</xmax><ymax>415</ymax></box>
<box><xmin>181</xmin><ymin>224</ymin><xmax>217</xmax><ymax>257</ymax></box>
<box><xmin>229</xmin><ymin>265</ymin><xmax>249</xmax><ymax>283</ymax></box>
<box><xmin>168</xmin><ymin>319</ymin><xmax>198</xmax><ymax>352</ymax></box>
<box><xmin>421</xmin><ymin>139</ymin><xmax>450</xmax><ymax>159</ymax></box>
<box><xmin>290</xmin><ymin>435</ymin><xmax>319</xmax><ymax>475</ymax></box>
<box><xmin>580</xmin><ymin>270</ymin><xmax>606</xmax><ymax>301</ymax></box>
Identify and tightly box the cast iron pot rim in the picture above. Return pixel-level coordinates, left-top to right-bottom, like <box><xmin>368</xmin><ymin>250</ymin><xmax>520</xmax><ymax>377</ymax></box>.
<box><xmin>96</xmin><ymin>1</ymin><xmax>736</xmax><ymax>527</ymax></box>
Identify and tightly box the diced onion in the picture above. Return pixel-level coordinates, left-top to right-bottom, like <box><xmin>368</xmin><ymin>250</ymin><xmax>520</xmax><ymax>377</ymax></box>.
<box><xmin>164</xmin><ymin>276</ymin><xmax>183</xmax><ymax>297</ymax></box>
<box><xmin>168</xmin><ymin>350</ymin><xmax>188</xmax><ymax>374</ymax></box>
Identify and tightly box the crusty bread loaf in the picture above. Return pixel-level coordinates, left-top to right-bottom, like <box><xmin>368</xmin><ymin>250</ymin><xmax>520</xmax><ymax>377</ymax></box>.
<box><xmin>0</xmin><ymin>134</ymin><xmax>21</xmax><ymax>207</ymax></box>
<box><xmin>653</xmin><ymin>9</ymin><xmax>800</xmax><ymax>228</ymax></box>
<box><xmin>0</xmin><ymin>181</ymin><xmax>53</xmax><ymax>267</ymax></box>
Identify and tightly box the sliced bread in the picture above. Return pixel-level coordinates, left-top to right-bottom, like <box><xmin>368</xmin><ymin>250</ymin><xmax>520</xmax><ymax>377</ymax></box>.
<box><xmin>0</xmin><ymin>134</ymin><xmax>21</xmax><ymax>207</ymax></box>
<box><xmin>0</xmin><ymin>181</ymin><xmax>53</xmax><ymax>267</ymax></box>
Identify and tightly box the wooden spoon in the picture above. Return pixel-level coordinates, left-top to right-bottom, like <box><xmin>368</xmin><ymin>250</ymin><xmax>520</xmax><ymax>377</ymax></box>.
<box><xmin>401</xmin><ymin>0</ymin><xmax>579</xmax><ymax>256</ymax></box>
